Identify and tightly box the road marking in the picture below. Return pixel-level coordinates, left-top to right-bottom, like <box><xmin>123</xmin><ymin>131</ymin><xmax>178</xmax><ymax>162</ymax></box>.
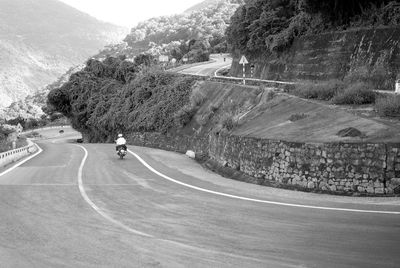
<box><xmin>214</xmin><ymin>64</ymin><xmax>231</xmax><ymax>77</ymax></box>
<box><xmin>75</xmin><ymin>145</ymin><xmax>153</xmax><ymax>238</ymax></box>
<box><xmin>127</xmin><ymin>149</ymin><xmax>400</xmax><ymax>215</ymax></box>
<box><xmin>0</xmin><ymin>143</ymin><xmax>43</xmax><ymax>177</ymax></box>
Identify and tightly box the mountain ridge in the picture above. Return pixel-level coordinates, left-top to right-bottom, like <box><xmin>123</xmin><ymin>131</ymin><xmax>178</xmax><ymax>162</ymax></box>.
<box><xmin>0</xmin><ymin>0</ymin><xmax>128</xmax><ymax>108</ymax></box>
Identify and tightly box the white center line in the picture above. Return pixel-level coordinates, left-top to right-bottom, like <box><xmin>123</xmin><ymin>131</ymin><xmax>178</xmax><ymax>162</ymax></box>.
<box><xmin>75</xmin><ymin>145</ymin><xmax>153</xmax><ymax>237</ymax></box>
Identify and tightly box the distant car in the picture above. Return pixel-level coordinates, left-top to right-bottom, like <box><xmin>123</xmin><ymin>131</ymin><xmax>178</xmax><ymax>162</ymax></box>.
<box><xmin>59</xmin><ymin>130</ymin><xmax>64</xmax><ymax>134</ymax></box>
<box><xmin>77</xmin><ymin>138</ymin><xmax>83</xmax><ymax>143</ymax></box>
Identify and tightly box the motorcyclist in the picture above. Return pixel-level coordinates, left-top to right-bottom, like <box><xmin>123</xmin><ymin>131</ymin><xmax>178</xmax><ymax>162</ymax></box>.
<box><xmin>115</xmin><ymin>133</ymin><xmax>127</xmax><ymax>152</ymax></box>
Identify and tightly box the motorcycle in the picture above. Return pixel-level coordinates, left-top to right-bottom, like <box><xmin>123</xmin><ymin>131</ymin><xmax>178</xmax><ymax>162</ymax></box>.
<box><xmin>117</xmin><ymin>146</ymin><xmax>127</xmax><ymax>159</ymax></box>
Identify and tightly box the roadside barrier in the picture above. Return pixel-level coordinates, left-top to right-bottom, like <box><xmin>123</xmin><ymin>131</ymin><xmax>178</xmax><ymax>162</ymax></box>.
<box><xmin>21</xmin><ymin>125</ymin><xmax>71</xmax><ymax>135</ymax></box>
<box><xmin>0</xmin><ymin>139</ymin><xmax>38</xmax><ymax>168</ymax></box>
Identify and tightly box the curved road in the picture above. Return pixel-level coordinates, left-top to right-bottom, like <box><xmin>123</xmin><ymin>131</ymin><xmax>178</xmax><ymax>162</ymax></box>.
<box><xmin>173</xmin><ymin>54</ymin><xmax>232</xmax><ymax>77</ymax></box>
<box><xmin>1</xmin><ymin>128</ymin><xmax>400</xmax><ymax>267</ymax></box>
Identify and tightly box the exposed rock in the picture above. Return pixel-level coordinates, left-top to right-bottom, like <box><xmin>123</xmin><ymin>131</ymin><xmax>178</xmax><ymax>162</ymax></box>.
<box><xmin>337</xmin><ymin>127</ymin><xmax>363</xmax><ymax>137</ymax></box>
<box><xmin>186</xmin><ymin>150</ymin><xmax>196</xmax><ymax>159</ymax></box>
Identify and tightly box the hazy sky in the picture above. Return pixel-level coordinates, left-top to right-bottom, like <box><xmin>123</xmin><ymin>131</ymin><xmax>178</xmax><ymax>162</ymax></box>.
<box><xmin>59</xmin><ymin>0</ymin><xmax>204</xmax><ymax>27</ymax></box>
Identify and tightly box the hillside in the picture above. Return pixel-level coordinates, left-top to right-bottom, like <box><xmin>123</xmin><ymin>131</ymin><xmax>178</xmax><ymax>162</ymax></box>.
<box><xmin>0</xmin><ymin>65</ymin><xmax>84</xmax><ymax>120</ymax></box>
<box><xmin>47</xmin><ymin>56</ymin><xmax>400</xmax><ymax>144</ymax></box>
<box><xmin>3</xmin><ymin>0</ymin><xmax>241</xmax><ymax>119</ymax></box>
<box><xmin>101</xmin><ymin>0</ymin><xmax>242</xmax><ymax>61</ymax></box>
<box><xmin>0</xmin><ymin>0</ymin><xmax>127</xmax><ymax>108</ymax></box>
<box><xmin>226</xmin><ymin>0</ymin><xmax>400</xmax><ymax>89</ymax></box>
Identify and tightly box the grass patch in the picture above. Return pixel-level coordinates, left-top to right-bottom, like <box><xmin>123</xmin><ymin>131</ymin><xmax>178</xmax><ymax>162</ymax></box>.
<box><xmin>331</xmin><ymin>82</ymin><xmax>375</xmax><ymax>105</ymax></box>
<box><xmin>375</xmin><ymin>95</ymin><xmax>400</xmax><ymax>117</ymax></box>
<box><xmin>292</xmin><ymin>80</ymin><xmax>344</xmax><ymax>101</ymax></box>
<box><xmin>0</xmin><ymin>137</ymin><xmax>27</xmax><ymax>153</ymax></box>
<box><xmin>292</xmin><ymin>80</ymin><xmax>376</xmax><ymax>105</ymax></box>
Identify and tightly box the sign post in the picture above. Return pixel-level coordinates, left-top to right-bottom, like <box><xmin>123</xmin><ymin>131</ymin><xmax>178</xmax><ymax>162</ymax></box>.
<box><xmin>239</xmin><ymin>55</ymin><xmax>248</xmax><ymax>85</ymax></box>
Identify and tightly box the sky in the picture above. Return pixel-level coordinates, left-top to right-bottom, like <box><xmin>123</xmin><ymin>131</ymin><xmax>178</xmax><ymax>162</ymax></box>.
<box><xmin>58</xmin><ymin>0</ymin><xmax>204</xmax><ymax>28</ymax></box>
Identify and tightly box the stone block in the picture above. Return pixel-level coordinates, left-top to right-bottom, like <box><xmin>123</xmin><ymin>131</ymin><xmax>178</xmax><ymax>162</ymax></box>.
<box><xmin>374</xmin><ymin>181</ymin><xmax>382</xmax><ymax>188</ymax></box>
<box><xmin>385</xmin><ymin>187</ymin><xmax>394</xmax><ymax>194</ymax></box>
<box><xmin>388</xmin><ymin>178</ymin><xmax>400</xmax><ymax>188</ymax></box>
<box><xmin>366</xmin><ymin>186</ymin><xmax>375</xmax><ymax>194</ymax></box>
<box><xmin>395</xmin><ymin>164</ymin><xmax>400</xmax><ymax>171</ymax></box>
<box><xmin>319</xmin><ymin>182</ymin><xmax>328</xmax><ymax>190</ymax></box>
<box><xmin>375</xmin><ymin>188</ymin><xmax>384</xmax><ymax>194</ymax></box>
<box><xmin>185</xmin><ymin>150</ymin><xmax>196</xmax><ymax>159</ymax></box>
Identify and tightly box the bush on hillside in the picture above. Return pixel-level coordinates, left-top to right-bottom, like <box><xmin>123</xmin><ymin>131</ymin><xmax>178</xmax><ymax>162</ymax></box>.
<box><xmin>220</xmin><ymin>113</ymin><xmax>238</xmax><ymax>132</ymax></box>
<box><xmin>48</xmin><ymin>56</ymin><xmax>197</xmax><ymax>142</ymax></box>
<box><xmin>375</xmin><ymin>95</ymin><xmax>400</xmax><ymax>117</ymax></box>
<box><xmin>288</xmin><ymin>113</ymin><xmax>309</xmax><ymax>122</ymax></box>
<box><xmin>331</xmin><ymin>83</ymin><xmax>375</xmax><ymax>105</ymax></box>
<box><xmin>292</xmin><ymin>80</ymin><xmax>344</xmax><ymax>101</ymax></box>
<box><xmin>173</xmin><ymin>105</ymin><xmax>198</xmax><ymax>128</ymax></box>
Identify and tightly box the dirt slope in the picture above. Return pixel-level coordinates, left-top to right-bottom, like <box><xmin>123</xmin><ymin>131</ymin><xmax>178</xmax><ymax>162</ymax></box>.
<box><xmin>189</xmin><ymin>81</ymin><xmax>400</xmax><ymax>143</ymax></box>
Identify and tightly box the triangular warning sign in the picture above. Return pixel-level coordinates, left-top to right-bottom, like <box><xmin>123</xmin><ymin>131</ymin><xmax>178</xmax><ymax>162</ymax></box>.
<box><xmin>239</xmin><ymin>55</ymin><xmax>248</xmax><ymax>64</ymax></box>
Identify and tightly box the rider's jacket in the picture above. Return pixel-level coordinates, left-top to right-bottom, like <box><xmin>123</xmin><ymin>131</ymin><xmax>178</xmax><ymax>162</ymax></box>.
<box><xmin>116</xmin><ymin>137</ymin><xmax>126</xmax><ymax>145</ymax></box>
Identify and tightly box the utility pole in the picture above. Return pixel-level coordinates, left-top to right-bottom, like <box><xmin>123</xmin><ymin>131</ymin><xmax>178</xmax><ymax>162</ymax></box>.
<box><xmin>239</xmin><ymin>55</ymin><xmax>248</xmax><ymax>85</ymax></box>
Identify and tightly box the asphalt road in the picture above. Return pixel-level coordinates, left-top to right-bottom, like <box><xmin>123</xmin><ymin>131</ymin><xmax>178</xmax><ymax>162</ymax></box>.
<box><xmin>173</xmin><ymin>54</ymin><xmax>232</xmax><ymax>77</ymax></box>
<box><xmin>0</xmin><ymin>128</ymin><xmax>400</xmax><ymax>267</ymax></box>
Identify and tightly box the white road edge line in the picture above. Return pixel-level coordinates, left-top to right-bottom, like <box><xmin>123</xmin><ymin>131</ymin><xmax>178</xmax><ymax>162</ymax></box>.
<box><xmin>75</xmin><ymin>145</ymin><xmax>153</xmax><ymax>238</ymax></box>
<box><xmin>127</xmin><ymin>149</ymin><xmax>400</xmax><ymax>215</ymax></box>
<box><xmin>0</xmin><ymin>143</ymin><xmax>43</xmax><ymax>177</ymax></box>
<box><xmin>214</xmin><ymin>64</ymin><xmax>231</xmax><ymax>77</ymax></box>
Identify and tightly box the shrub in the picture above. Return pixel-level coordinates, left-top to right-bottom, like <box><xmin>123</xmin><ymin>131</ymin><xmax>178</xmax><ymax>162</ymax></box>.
<box><xmin>332</xmin><ymin>83</ymin><xmax>375</xmax><ymax>105</ymax></box>
<box><xmin>293</xmin><ymin>80</ymin><xmax>344</xmax><ymax>101</ymax></box>
<box><xmin>375</xmin><ymin>95</ymin><xmax>400</xmax><ymax>117</ymax></box>
<box><xmin>288</xmin><ymin>113</ymin><xmax>309</xmax><ymax>122</ymax></box>
<box><xmin>220</xmin><ymin>114</ymin><xmax>238</xmax><ymax>131</ymax></box>
<box><xmin>266</xmin><ymin>90</ymin><xmax>276</xmax><ymax>101</ymax></box>
<box><xmin>173</xmin><ymin>105</ymin><xmax>198</xmax><ymax>128</ymax></box>
<box><xmin>189</xmin><ymin>83</ymin><xmax>206</xmax><ymax>107</ymax></box>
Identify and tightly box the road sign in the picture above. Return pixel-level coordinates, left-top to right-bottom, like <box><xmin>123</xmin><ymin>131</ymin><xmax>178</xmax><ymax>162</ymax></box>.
<box><xmin>239</xmin><ymin>55</ymin><xmax>248</xmax><ymax>65</ymax></box>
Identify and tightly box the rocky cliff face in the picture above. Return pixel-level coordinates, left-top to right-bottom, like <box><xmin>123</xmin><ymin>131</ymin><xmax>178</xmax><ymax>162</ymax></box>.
<box><xmin>231</xmin><ymin>27</ymin><xmax>400</xmax><ymax>90</ymax></box>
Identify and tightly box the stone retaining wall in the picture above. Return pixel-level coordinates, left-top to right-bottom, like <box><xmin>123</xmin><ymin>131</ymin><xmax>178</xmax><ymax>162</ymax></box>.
<box><xmin>127</xmin><ymin>131</ymin><xmax>400</xmax><ymax>195</ymax></box>
<box><xmin>210</xmin><ymin>134</ymin><xmax>400</xmax><ymax>195</ymax></box>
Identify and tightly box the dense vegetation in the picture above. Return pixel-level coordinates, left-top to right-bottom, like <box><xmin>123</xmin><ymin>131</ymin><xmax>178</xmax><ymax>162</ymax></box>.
<box><xmin>100</xmin><ymin>0</ymin><xmax>243</xmax><ymax>63</ymax></box>
<box><xmin>47</xmin><ymin>56</ymin><xmax>198</xmax><ymax>142</ymax></box>
<box><xmin>226</xmin><ymin>0</ymin><xmax>400</xmax><ymax>56</ymax></box>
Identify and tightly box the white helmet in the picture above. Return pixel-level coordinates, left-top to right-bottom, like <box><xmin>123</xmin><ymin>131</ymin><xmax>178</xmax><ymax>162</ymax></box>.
<box><xmin>118</xmin><ymin>133</ymin><xmax>123</xmax><ymax>137</ymax></box>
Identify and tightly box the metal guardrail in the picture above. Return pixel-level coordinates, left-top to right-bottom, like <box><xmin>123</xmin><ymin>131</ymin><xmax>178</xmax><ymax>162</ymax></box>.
<box><xmin>21</xmin><ymin>125</ymin><xmax>71</xmax><ymax>135</ymax></box>
<box><xmin>0</xmin><ymin>139</ymin><xmax>38</xmax><ymax>168</ymax></box>
<box><xmin>0</xmin><ymin>126</ymin><xmax>70</xmax><ymax>168</ymax></box>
